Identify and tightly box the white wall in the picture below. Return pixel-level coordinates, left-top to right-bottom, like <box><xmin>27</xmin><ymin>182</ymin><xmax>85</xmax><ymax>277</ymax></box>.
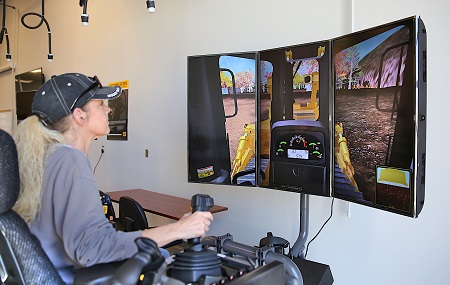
<box><xmin>3</xmin><ymin>0</ymin><xmax>450</xmax><ymax>284</ymax></box>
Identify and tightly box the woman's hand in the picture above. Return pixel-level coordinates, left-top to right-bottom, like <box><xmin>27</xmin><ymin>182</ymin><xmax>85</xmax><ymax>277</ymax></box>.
<box><xmin>176</xmin><ymin>211</ymin><xmax>214</xmax><ymax>239</ymax></box>
<box><xmin>141</xmin><ymin>211</ymin><xmax>213</xmax><ymax>247</ymax></box>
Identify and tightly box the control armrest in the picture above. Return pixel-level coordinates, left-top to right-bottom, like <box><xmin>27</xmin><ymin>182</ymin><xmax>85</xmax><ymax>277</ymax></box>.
<box><xmin>74</xmin><ymin>260</ymin><xmax>126</xmax><ymax>285</ymax></box>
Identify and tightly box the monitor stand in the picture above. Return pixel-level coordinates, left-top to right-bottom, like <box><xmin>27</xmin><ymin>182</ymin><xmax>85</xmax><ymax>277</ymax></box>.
<box><xmin>290</xmin><ymin>193</ymin><xmax>334</xmax><ymax>285</ymax></box>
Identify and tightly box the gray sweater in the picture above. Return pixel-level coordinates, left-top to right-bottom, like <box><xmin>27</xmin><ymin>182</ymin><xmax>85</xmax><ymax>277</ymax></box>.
<box><xmin>30</xmin><ymin>145</ymin><xmax>141</xmax><ymax>283</ymax></box>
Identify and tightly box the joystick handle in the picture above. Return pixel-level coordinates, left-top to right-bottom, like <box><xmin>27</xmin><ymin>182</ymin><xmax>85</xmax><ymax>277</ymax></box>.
<box><xmin>189</xmin><ymin>194</ymin><xmax>214</xmax><ymax>246</ymax></box>
<box><xmin>191</xmin><ymin>194</ymin><xmax>214</xmax><ymax>213</ymax></box>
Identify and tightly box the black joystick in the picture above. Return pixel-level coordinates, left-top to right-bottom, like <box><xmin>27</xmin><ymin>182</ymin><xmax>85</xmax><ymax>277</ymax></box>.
<box><xmin>189</xmin><ymin>194</ymin><xmax>214</xmax><ymax>246</ymax></box>
<box><xmin>167</xmin><ymin>194</ymin><xmax>222</xmax><ymax>283</ymax></box>
<box><xmin>191</xmin><ymin>193</ymin><xmax>214</xmax><ymax>212</ymax></box>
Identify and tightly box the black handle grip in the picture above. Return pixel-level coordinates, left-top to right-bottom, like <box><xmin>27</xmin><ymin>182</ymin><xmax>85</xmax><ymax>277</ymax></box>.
<box><xmin>191</xmin><ymin>194</ymin><xmax>214</xmax><ymax>213</ymax></box>
<box><xmin>189</xmin><ymin>194</ymin><xmax>214</xmax><ymax>246</ymax></box>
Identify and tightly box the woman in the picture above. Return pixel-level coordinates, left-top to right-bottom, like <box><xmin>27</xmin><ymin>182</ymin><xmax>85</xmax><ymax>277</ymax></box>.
<box><xmin>13</xmin><ymin>73</ymin><xmax>213</xmax><ymax>283</ymax></box>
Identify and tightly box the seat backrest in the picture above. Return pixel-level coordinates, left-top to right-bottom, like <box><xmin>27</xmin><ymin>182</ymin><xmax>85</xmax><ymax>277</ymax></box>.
<box><xmin>0</xmin><ymin>129</ymin><xmax>64</xmax><ymax>284</ymax></box>
<box><xmin>119</xmin><ymin>196</ymin><xmax>148</xmax><ymax>232</ymax></box>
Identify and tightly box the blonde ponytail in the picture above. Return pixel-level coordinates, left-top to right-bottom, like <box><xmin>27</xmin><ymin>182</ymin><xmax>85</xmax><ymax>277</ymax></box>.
<box><xmin>13</xmin><ymin>115</ymin><xmax>65</xmax><ymax>223</ymax></box>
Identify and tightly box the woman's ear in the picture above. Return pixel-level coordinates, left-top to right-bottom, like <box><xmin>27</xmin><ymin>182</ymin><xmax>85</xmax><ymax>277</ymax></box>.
<box><xmin>72</xmin><ymin>108</ymin><xmax>86</xmax><ymax>126</ymax></box>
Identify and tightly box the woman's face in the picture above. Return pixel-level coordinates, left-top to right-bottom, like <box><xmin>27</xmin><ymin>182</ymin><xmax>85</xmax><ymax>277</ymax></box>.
<box><xmin>82</xmin><ymin>99</ymin><xmax>112</xmax><ymax>138</ymax></box>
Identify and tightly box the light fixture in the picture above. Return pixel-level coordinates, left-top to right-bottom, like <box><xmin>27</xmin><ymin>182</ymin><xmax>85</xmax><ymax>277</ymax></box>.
<box><xmin>21</xmin><ymin>0</ymin><xmax>54</xmax><ymax>62</ymax></box>
<box><xmin>81</xmin><ymin>14</ymin><xmax>88</xmax><ymax>26</ymax></box>
<box><xmin>146</xmin><ymin>0</ymin><xmax>155</xmax><ymax>13</ymax></box>
<box><xmin>79</xmin><ymin>0</ymin><xmax>89</xmax><ymax>26</ymax></box>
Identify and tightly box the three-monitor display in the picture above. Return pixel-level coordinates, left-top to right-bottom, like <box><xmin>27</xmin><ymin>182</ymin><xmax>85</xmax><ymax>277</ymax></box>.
<box><xmin>187</xmin><ymin>16</ymin><xmax>426</xmax><ymax>218</ymax></box>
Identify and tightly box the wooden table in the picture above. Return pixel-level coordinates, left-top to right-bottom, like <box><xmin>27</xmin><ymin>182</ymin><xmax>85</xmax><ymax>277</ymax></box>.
<box><xmin>106</xmin><ymin>189</ymin><xmax>228</xmax><ymax>220</ymax></box>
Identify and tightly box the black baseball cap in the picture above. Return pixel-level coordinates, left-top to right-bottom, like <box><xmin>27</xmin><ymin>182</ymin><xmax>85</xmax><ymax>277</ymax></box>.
<box><xmin>32</xmin><ymin>73</ymin><xmax>122</xmax><ymax>124</ymax></box>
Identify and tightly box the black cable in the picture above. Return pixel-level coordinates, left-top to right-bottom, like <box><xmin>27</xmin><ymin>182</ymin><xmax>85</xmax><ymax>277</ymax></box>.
<box><xmin>93</xmin><ymin>147</ymin><xmax>104</xmax><ymax>174</ymax></box>
<box><xmin>304</xmin><ymin>197</ymin><xmax>334</xmax><ymax>258</ymax></box>
<box><xmin>0</xmin><ymin>1</ymin><xmax>13</xmax><ymax>60</ymax></box>
<box><xmin>4</xmin><ymin>27</ymin><xmax>10</xmax><ymax>60</ymax></box>
<box><xmin>0</xmin><ymin>1</ymin><xmax>15</xmax><ymax>9</ymax></box>
<box><xmin>20</xmin><ymin>0</ymin><xmax>53</xmax><ymax>61</ymax></box>
<box><xmin>1</xmin><ymin>0</ymin><xmax>5</xmax><ymax>43</ymax></box>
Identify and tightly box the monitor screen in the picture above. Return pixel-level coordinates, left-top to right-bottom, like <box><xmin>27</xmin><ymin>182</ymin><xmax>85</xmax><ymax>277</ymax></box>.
<box><xmin>332</xmin><ymin>16</ymin><xmax>426</xmax><ymax>217</ymax></box>
<box><xmin>259</xmin><ymin>41</ymin><xmax>332</xmax><ymax>197</ymax></box>
<box><xmin>187</xmin><ymin>52</ymin><xmax>258</xmax><ymax>186</ymax></box>
<box><xmin>15</xmin><ymin>90</ymin><xmax>35</xmax><ymax>122</ymax></box>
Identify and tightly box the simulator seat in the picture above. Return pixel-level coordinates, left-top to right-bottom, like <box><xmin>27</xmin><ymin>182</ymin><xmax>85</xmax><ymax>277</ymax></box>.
<box><xmin>0</xmin><ymin>129</ymin><xmax>64</xmax><ymax>284</ymax></box>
